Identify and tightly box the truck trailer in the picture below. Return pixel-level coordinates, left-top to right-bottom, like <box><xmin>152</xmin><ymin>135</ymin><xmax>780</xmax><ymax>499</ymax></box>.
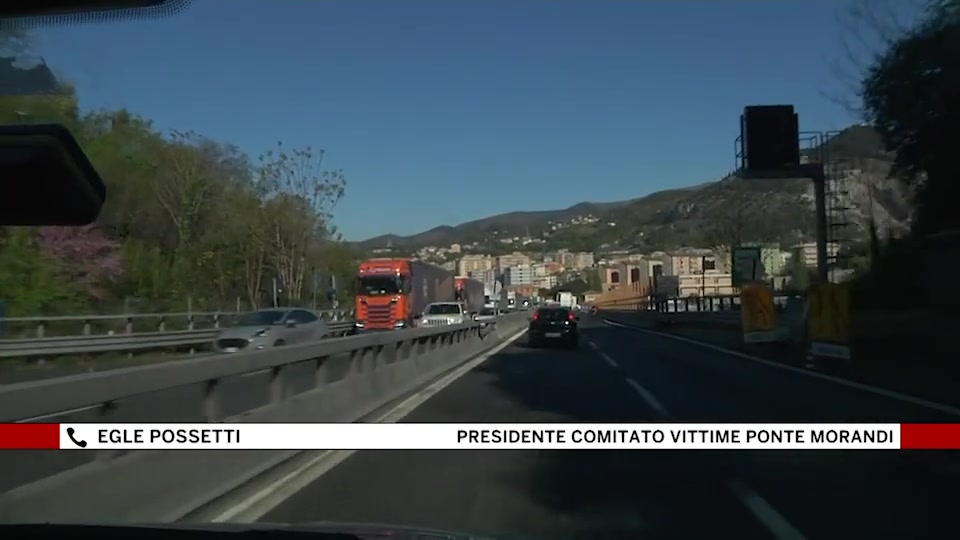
<box><xmin>454</xmin><ymin>276</ymin><xmax>486</xmax><ymax>314</ymax></box>
<box><xmin>354</xmin><ymin>258</ymin><xmax>455</xmax><ymax>331</ymax></box>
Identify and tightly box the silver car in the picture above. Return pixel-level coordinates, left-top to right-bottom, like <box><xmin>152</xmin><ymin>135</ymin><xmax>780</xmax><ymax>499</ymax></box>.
<box><xmin>213</xmin><ymin>307</ymin><xmax>329</xmax><ymax>353</ymax></box>
<box><xmin>473</xmin><ymin>307</ymin><xmax>500</xmax><ymax>328</ymax></box>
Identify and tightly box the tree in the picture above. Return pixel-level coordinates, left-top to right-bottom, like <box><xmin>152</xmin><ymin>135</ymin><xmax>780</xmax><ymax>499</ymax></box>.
<box><xmin>860</xmin><ymin>1</ymin><xmax>960</xmax><ymax>234</ymax></box>
<box><xmin>258</xmin><ymin>144</ymin><xmax>347</xmax><ymax>302</ymax></box>
<box><xmin>825</xmin><ymin>0</ymin><xmax>930</xmax><ymax>115</ymax></box>
<box><xmin>0</xmin><ymin>30</ymin><xmax>358</xmax><ymax>316</ymax></box>
<box><xmin>36</xmin><ymin>226</ymin><xmax>123</xmax><ymax>300</ymax></box>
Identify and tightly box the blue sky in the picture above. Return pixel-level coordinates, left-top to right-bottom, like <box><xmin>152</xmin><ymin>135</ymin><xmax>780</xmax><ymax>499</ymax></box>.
<box><xmin>31</xmin><ymin>0</ymin><xmax>876</xmax><ymax>241</ymax></box>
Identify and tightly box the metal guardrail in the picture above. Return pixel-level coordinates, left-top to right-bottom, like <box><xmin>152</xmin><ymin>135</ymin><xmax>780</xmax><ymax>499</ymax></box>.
<box><xmin>0</xmin><ymin>309</ymin><xmax>356</xmax><ymax>339</ymax></box>
<box><xmin>0</xmin><ymin>320</ymin><xmax>358</xmax><ymax>359</ymax></box>
<box><xmin>0</xmin><ymin>312</ymin><xmax>530</xmax><ymax>523</ymax></box>
<box><xmin>600</xmin><ymin>293</ymin><xmax>805</xmax><ymax>337</ymax></box>
<box><xmin>597</xmin><ymin>293</ymin><xmax>800</xmax><ymax>313</ymax></box>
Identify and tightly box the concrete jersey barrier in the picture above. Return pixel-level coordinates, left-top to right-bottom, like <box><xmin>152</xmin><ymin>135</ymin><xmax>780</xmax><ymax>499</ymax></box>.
<box><xmin>0</xmin><ymin>312</ymin><xmax>530</xmax><ymax>524</ymax></box>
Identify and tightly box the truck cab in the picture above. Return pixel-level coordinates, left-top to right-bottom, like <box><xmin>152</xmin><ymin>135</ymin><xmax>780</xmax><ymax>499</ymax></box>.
<box><xmin>419</xmin><ymin>302</ymin><xmax>468</xmax><ymax>327</ymax></box>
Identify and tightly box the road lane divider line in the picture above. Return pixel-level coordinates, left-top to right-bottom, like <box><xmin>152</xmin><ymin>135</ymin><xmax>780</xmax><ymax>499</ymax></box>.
<box><xmin>588</xmin><ymin>340</ymin><xmax>618</xmax><ymax>368</ymax></box>
<box><xmin>623</xmin><ymin>377</ymin><xmax>670</xmax><ymax>419</ymax></box>
<box><xmin>603</xmin><ymin>318</ymin><xmax>960</xmax><ymax>417</ymax></box>
<box><xmin>210</xmin><ymin>327</ymin><xmax>530</xmax><ymax>523</ymax></box>
<box><xmin>729</xmin><ymin>480</ymin><xmax>808</xmax><ymax>540</ymax></box>
<box><xmin>600</xmin><ymin>352</ymin><xmax>618</xmax><ymax>368</ymax></box>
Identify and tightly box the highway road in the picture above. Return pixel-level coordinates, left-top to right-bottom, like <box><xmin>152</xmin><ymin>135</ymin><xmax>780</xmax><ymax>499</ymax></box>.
<box><xmin>251</xmin><ymin>315</ymin><xmax>956</xmax><ymax>540</ymax></box>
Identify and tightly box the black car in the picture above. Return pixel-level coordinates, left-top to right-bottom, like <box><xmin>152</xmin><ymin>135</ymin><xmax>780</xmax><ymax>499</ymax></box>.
<box><xmin>528</xmin><ymin>306</ymin><xmax>579</xmax><ymax>348</ymax></box>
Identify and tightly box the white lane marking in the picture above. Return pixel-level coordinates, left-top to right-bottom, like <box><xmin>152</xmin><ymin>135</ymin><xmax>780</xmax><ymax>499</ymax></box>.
<box><xmin>588</xmin><ymin>340</ymin><xmax>618</xmax><ymax>367</ymax></box>
<box><xmin>603</xmin><ymin>318</ymin><xmax>960</xmax><ymax>417</ymax></box>
<box><xmin>623</xmin><ymin>377</ymin><xmax>670</xmax><ymax>419</ymax></box>
<box><xmin>600</xmin><ymin>352</ymin><xmax>618</xmax><ymax>368</ymax></box>
<box><xmin>212</xmin><ymin>327</ymin><xmax>530</xmax><ymax>523</ymax></box>
<box><xmin>729</xmin><ymin>480</ymin><xmax>808</xmax><ymax>540</ymax></box>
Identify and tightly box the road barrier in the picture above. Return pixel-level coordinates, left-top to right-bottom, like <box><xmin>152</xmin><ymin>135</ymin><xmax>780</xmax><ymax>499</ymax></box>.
<box><xmin>601</xmin><ymin>292</ymin><xmax>805</xmax><ymax>344</ymax></box>
<box><xmin>0</xmin><ymin>312</ymin><xmax>529</xmax><ymax>523</ymax></box>
<box><xmin>0</xmin><ymin>321</ymin><xmax>358</xmax><ymax>359</ymax></box>
<box><xmin>0</xmin><ymin>310</ymin><xmax>356</xmax><ymax>359</ymax></box>
<box><xmin>0</xmin><ymin>309</ymin><xmax>355</xmax><ymax>339</ymax></box>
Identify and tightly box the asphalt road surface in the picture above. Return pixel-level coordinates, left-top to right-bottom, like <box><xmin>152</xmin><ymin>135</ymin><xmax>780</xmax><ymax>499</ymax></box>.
<box><xmin>259</xmin><ymin>316</ymin><xmax>956</xmax><ymax>540</ymax></box>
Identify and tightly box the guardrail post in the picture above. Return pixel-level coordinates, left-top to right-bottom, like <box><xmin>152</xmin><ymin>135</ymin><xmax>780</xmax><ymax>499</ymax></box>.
<box><xmin>203</xmin><ymin>379</ymin><xmax>221</xmax><ymax>421</ymax></box>
<box><xmin>350</xmin><ymin>347</ymin><xmax>367</xmax><ymax>376</ymax></box>
<box><xmin>125</xmin><ymin>318</ymin><xmax>134</xmax><ymax>358</ymax></box>
<box><xmin>398</xmin><ymin>338</ymin><xmax>412</xmax><ymax>361</ymax></box>
<box><xmin>370</xmin><ymin>345</ymin><xmax>385</xmax><ymax>370</ymax></box>
<box><xmin>157</xmin><ymin>317</ymin><xmax>165</xmax><ymax>332</ymax></box>
<box><xmin>314</xmin><ymin>356</ymin><xmax>330</xmax><ymax>386</ymax></box>
<box><xmin>269</xmin><ymin>366</ymin><xmax>285</xmax><ymax>404</ymax></box>
<box><xmin>82</xmin><ymin>321</ymin><xmax>91</xmax><ymax>335</ymax></box>
<box><xmin>188</xmin><ymin>315</ymin><xmax>197</xmax><ymax>355</ymax></box>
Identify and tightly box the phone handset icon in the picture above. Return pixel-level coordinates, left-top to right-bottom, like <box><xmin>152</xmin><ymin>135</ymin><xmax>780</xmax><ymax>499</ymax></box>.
<box><xmin>66</xmin><ymin>427</ymin><xmax>87</xmax><ymax>448</ymax></box>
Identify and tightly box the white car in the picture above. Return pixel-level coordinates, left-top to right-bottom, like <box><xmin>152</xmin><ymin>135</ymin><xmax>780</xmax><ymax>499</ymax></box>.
<box><xmin>419</xmin><ymin>302</ymin><xmax>468</xmax><ymax>327</ymax></box>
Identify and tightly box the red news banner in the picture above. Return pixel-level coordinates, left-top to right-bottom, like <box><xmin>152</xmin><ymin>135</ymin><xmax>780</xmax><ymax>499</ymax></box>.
<box><xmin>0</xmin><ymin>423</ymin><xmax>958</xmax><ymax>451</ymax></box>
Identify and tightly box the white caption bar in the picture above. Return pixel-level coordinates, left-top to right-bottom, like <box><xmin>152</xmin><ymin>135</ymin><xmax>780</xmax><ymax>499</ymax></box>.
<box><xmin>59</xmin><ymin>423</ymin><xmax>901</xmax><ymax>450</ymax></box>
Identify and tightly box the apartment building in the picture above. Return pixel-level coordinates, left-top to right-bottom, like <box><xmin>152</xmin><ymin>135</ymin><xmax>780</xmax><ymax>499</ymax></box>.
<box><xmin>678</xmin><ymin>273</ymin><xmax>735</xmax><ymax>297</ymax></box>
<box><xmin>497</xmin><ymin>252</ymin><xmax>531</xmax><ymax>270</ymax></box>
<box><xmin>792</xmin><ymin>242</ymin><xmax>840</xmax><ymax>268</ymax></box>
<box><xmin>670</xmin><ymin>249</ymin><xmax>721</xmax><ymax>275</ymax></box>
<box><xmin>533</xmin><ymin>274</ymin><xmax>559</xmax><ymax>289</ymax></box>
<box><xmin>470</xmin><ymin>268</ymin><xmax>499</xmax><ymax>284</ymax></box>
<box><xmin>574</xmin><ymin>251</ymin><xmax>595</xmax><ymax>269</ymax></box>
<box><xmin>458</xmin><ymin>255</ymin><xmax>494</xmax><ymax>276</ymax></box>
<box><xmin>503</xmin><ymin>264</ymin><xmax>534</xmax><ymax>286</ymax></box>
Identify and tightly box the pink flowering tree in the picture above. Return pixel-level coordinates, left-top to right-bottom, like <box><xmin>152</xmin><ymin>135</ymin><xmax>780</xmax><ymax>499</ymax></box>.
<box><xmin>35</xmin><ymin>225</ymin><xmax>123</xmax><ymax>299</ymax></box>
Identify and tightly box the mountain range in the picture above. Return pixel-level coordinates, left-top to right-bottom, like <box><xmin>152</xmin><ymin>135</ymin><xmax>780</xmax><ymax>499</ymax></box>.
<box><xmin>354</xmin><ymin>125</ymin><xmax>912</xmax><ymax>253</ymax></box>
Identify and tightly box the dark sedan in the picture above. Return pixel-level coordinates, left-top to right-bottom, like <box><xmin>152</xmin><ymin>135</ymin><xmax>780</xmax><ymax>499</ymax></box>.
<box><xmin>527</xmin><ymin>306</ymin><xmax>579</xmax><ymax>349</ymax></box>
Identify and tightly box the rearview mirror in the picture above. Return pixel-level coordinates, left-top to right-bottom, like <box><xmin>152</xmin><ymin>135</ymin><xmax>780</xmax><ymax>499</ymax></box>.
<box><xmin>0</xmin><ymin>124</ymin><xmax>106</xmax><ymax>225</ymax></box>
<box><xmin>285</xmin><ymin>320</ymin><xmax>297</xmax><ymax>328</ymax></box>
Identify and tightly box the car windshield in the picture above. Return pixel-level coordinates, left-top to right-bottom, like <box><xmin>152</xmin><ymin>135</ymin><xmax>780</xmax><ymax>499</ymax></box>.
<box><xmin>357</xmin><ymin>276</ymin><xmax>402</xmax><ymax>296</ymax></box>
<box><xmin>235</xmin><ymin>310</ymin><xmax>287</xmax><ymax>326</ymax></box>
<box><xmin>2</xmin><ymin>1</ymin><xmax>955</xmax><ymax>538</ymax></box>
<box><xmin>426</xmin><ymin>304</ymin><xmax>461</xmax><ymax>315</ymax></box>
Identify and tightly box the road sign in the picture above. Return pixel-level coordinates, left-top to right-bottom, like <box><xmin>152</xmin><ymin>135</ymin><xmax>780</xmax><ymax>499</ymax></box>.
<box><xmin>739</xmin><ymin>282</ymin><xmax>779</xmax><ymax>343</ymax></box>
<box><xmin>806</xmin><ymin>282</ymin><xmax>851</xmax><ymax>360</ymax></box>
<box><xmin>741</xmin><ymin>105</ymin><xmax>800</xmax><ymax>172</ymax></box>
<box><xmin>732</xmin><ymin>246</ymin><xmax>763</xmax><ymax>287</ymax></box>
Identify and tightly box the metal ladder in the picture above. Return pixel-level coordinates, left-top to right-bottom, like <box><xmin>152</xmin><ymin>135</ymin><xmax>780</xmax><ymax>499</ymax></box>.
<box><xmin>822</xmin><ymin>131</ymin><xmax>854</xmax><ymax>283</ymax></box>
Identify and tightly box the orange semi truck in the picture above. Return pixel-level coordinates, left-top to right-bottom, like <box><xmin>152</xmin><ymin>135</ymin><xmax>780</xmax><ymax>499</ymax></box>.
<box><xmin>354</xmin><ymin>258</ymin><xmax>456</xmax><ymax>331</ymax></box>
<box><xmin>454</xmin><ymin>276</ymin><xmax>485</xmax><ymax>314</ymax></box>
